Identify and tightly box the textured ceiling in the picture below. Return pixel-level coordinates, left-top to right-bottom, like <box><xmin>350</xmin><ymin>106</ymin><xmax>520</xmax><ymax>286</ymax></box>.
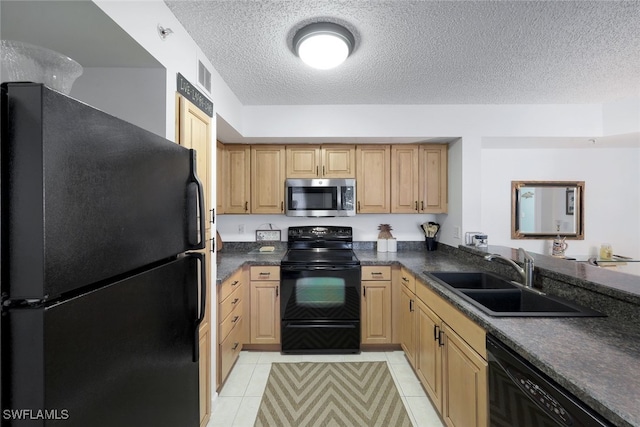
<box><xmin>165</xmin><ymin>0</ymin><xmax>640</xmax><ymax>106</ymax></box>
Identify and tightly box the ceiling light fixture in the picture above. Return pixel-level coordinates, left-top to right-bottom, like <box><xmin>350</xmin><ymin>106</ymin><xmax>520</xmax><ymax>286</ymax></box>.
<box><xmin>293</xmin><ymin>22</ymin><xmax>354</xmax><ymax>70</ymax></box>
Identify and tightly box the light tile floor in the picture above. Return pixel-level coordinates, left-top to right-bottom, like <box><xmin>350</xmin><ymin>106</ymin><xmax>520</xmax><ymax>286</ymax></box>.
<box><xmin>207</xmin><ymin>350</ymin><xmax>444</xmax><ymax>427</ymax></box>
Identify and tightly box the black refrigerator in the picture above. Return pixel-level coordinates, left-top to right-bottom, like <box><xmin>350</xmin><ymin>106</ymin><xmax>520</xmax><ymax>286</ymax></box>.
<box><xmin>0</xmin><ymin>82</ymin><xmax>206</xmax><ymax>426</ymax></box>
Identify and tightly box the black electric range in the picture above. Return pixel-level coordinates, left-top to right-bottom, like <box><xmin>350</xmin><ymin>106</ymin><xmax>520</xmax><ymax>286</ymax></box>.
<box><xmin>280</xmin><ymin>226</ymin><xmax>361</xmax><ymax>353</ymax></box>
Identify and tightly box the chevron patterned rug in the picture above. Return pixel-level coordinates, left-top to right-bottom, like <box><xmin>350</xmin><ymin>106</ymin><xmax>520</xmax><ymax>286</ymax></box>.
<box><xmin>254</xmin><ymin>361</ymin><xmax>412</xmax><ymax>427</ymax></box>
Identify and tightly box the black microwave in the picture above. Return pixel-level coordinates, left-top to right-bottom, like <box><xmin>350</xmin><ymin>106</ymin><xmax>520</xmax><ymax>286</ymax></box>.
<box><xmin>285</xmin><ymin>178</ymin><xmax>356</xmax><ymax>217</ymax></box>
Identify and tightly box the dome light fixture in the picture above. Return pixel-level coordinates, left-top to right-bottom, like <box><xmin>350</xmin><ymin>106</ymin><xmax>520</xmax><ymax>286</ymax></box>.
<box><xmin>293</xmin><ymin>22</ymin><xmax>355</xmax><ymax>70</ymax></box>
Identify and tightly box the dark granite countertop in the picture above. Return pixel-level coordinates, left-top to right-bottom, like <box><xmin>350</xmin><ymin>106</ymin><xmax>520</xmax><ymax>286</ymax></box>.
<box><xmin>216</xmin><ymin>245</ymin><xmax>640</xmax><ymax>427</ymax></box>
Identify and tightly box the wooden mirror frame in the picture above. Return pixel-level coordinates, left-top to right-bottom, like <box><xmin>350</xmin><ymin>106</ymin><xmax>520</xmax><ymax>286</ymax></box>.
<box><xmin>511</xmin><ymin>181</ymin><xmax>585</xmax><ymax>240</ymax></box>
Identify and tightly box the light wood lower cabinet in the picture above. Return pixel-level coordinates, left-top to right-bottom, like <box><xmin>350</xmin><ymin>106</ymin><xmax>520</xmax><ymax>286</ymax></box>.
<box><xmin>217</xmin><ymin>268</ymin><xmax>246</xmax><ymax>390</ymax></box>
<box><xmin>400</xmin><ymin>284</ymin><xmax>417</xmax><ymax>368</ymax></box>
<box><xmin>414</xmin><ymin>277</ymin><xmax>488</xmax><ymax>427</ymax></box>
<box><xmin>441</xmin><ymin>323</ymin><xmax>488</xmax><ymax>427</ymax></box>
<box><xmin>250</xmin><ymin>266</ymin><xmax>280</xmax><ymax>345</ymax></box>
<box><xmin>361</xmin><ymin>266</ymin><xmax>392</xmax><ymax>344</ymax></box>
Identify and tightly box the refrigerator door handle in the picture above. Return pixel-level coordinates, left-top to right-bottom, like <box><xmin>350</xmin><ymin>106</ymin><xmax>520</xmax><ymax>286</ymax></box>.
<box><xmin>188</xmin><ymin>252</ymin><xmax>207</xmax><ymax>362</ymax></box>
<box><xmin>187</xmin><ymin>149</ymin><xmax>206</xmax><ymax>250</ymax></box>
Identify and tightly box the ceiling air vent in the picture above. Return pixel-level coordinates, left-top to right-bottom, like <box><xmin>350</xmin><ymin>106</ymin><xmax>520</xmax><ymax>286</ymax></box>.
<box><xmin>198</xmin><ymin>60</ymin><xmax>212</xmax><ymax>93</ymax></box>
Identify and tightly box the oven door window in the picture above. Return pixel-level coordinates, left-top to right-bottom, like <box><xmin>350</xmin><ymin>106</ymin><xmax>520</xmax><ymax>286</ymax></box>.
<box><xmin>281</xmin><ymin>269</ymin><xmax>360</xmax><ymax>321</ymax></box>
<box><xmin>296</xmin><ymin>277</ymin><xmax>345</xmax><ymax>308</ymax></box>
<box><xmin>288</xmin><ymin>187</ymin><xmax>337</xmax><ymax>211</ymax></box>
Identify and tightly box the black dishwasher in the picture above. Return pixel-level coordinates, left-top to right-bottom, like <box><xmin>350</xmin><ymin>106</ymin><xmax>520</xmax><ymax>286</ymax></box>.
<box><xmin>487</xmin><ymin>335</ymin><xmax>612</xmax><ymax>427</ymax></box>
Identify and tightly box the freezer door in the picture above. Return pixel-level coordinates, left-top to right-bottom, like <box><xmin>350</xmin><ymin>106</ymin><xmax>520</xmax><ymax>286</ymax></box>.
<box><xmin>1</xmin><ymin>256</ymin><xmax>202</xmax><ymax>427</ymax></box>
<box><xmin>1</xmin><ymin>83</ymin><xmax>205</xmax><ymax>300</ymax></box>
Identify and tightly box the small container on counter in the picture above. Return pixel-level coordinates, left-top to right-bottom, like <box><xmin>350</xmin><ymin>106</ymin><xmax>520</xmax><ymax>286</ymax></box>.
<box><xmin>474</xmin><ymin>234</ymin><xmax>488</xmax><ymax>247</ymax></box>
<box><xmin>377</xmin><ymin>238</ymin><xmax>388</xmax><ymax>252</ymax></box>
<box><xmin>387</xmin><ymin>238</ymin><xmax>397</xmax><ymax>252</ymax></box>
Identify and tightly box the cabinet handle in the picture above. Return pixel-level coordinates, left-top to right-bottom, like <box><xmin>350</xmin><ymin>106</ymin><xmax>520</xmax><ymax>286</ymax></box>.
<box><xmin>316</xmin><ymin>166</ymin><xmax>319</xmax><ymax>176</ymax></box>
<box><xmin>421</xmin><ymin>201</ymin><xmax>425</xmax><ymax>211</ymax></box>
<box><xmin>323</xmin><ymin>166</ymin><xmax>325</xmax><ymax>176</ymax></box>
<box><xmin>409</xmin><ymin>299</ymin><xmax>414</xmax><ymax>312</ymax></box>
<box><xmin>276</xmin><ymin>286</ymin><xmax>279</xmax><ymax>298</ymax></box>
<box><xmin>402</xmin><ymin>276</ymin><xmax>409</xmax><ymax>283</ymax></box>
<box><xmin>363</xmin><ymin>287</ymin><xmax>366</xmax><ymax>298</ymax></box>
<box><xmin>433</xmin><ymin>325</ymin><xmax>439</xmax><ymax>341</ymax></box>
<box><xmin>232</xmin><ymin>315</ymin><xmax>240</xmax><ymax>323</ymax></box>
<box><xmin>358</xmin><ymin>201</ymin><xmax>361</xmax><ymax>211</ymax></box>
<box><xmin>371</xmin><ymin>272</ymin><xmax>383</xmax><ymax>276</ymax></box>
<box><xmin>281</xmin><ymin>201</ymin><xmax>284</xmax><ymax>212</ymax></box>
<box><xmin>231</xmin><ymin>298</ymin><xmax>239</xmax><ymax>305</ymax></box>
<box><xmin>259</xmin><ymin>272</ymin><xmax>271</xmax><ymax>277</ymax></box>
<box><xmin>232</xmin><ymin>342</ymin><xmax>239</xmax><ymax>351</ymax></box>
<box><xmin>231</xmin><ymin>280</ymin><xmax>239</xmax><ymax>287</ymax></box>
<box><xmin>438</xmin><ymin>330</ymin><xmax>445</xmax><ymax>347</ymax></box>
<box><xmin>244</xmin><ymin>201</ymin><xmax>248</xmax><ymax>212</ymax></box>
<box><xmin>415</xmin><ymin>201</ymin><xmax>418</xmax><ymax>211</ymax></box>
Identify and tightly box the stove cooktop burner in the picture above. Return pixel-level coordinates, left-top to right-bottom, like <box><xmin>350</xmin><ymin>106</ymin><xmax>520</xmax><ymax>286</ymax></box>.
<box><xmin>281</xmin><ymin>248</ymin><xmax>360</xmax><ymax>266</ymax></box>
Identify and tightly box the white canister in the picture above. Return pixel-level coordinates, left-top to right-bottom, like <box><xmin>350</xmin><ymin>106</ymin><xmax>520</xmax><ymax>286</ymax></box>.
<box><xmin>377</xmin><ymin>238</ymin><xmax>388</xmax><ymax>252</ymax></box>
<box><xmin>387</xmin><ymin>238</ymin><xmax>397</xmax><ymax>252</ymax></box>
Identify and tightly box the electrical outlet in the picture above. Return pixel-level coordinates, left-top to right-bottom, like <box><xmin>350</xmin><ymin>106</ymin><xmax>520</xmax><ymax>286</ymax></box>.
<box><xmin>238</xmin><ymin>224</ymin><xmax>245</xmax><ymax>234</ymax></box>
<box><xmin>453</xmin><ymin>226</ymin><xmax>461</xmax><ymax>239</ymax></box>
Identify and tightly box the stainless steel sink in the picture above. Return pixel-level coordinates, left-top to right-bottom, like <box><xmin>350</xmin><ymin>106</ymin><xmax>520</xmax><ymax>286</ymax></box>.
<box><xmin>424</xmin><ymin>271</ymin><xmax>605</xmax><ymax>317</ymax></box>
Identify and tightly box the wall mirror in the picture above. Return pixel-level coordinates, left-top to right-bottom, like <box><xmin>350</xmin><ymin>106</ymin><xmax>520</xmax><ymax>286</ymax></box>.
<box><xmin>511</xmin><ymin>181</ymin><xmax>585</xmax><ymax>239</ymax></box>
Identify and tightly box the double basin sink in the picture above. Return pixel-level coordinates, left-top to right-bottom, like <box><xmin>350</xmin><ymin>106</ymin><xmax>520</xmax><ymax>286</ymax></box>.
<box><xmin>424</xmin><ymin>271</ymin><xmax>605</xmax><ymax>317</ymax></box>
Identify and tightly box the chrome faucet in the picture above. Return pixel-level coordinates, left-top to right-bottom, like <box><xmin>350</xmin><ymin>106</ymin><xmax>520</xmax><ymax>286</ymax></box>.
<box><xmin>484</xmin><ymin>248</ymin><xmax>535</xmax><ymax>288</ymax></box>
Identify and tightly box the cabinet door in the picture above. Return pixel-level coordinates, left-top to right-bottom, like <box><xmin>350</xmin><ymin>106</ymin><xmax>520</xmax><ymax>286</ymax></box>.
<box><xmin>400</xmin><ymin>285</ymin><xmax>416</xmax><ymax>368</ymax></box>
<box><xmin>198</xmin><ymin>322</ymin><xmax>211</xmax><ymax>427</ymax></box>
<box><xmin>419</xmin><ymin>144</ymin><xmax>448</xmax><ymax>213</ymax></box>
<box><xmin>176</xmin><ymin>94</ymin><xmax>212</xmax><ymax>232</ymax></box>
<box><xmin>250</xmin><ymin>281</ymin><xmax>281</xmax><ymax>344</ymax></box>
<box><xmin>416</xmin><ymin>298</ymin><xmax>443</xmax><ymax>412</ymax></box>
<box><xmin>225</xmin><ymin>146</ymin><xmax>251</xmax><ymax>213</ymax></box>
<box><xmin>442</xmin><ymin>324</ymin><xmax>488</xmax><ymax>427</ymax></box>
<box><xmin>391</xmin><ymin>145</ymin><xmax>420</xmax><ymax>213</ymax></box>
<box><xmin>356</xmin><ymin>145</ymin><xmax>390</xmax><ymax>213</ymax></box>
<box><xmin>216</xmin><ymin>141</ymin><xmax>225</xmax><ymax>214</ymax></box>
<box><xmin>286</xmin><ymin>146</ymin><xmax>320</xmax><ymax>178</ymax></box>
<box><xmin>361</xmin><ymin>281</ymin><xmax>391</xmax><ymax>344</ymax></box>
<box><xmin>322</xmin><ymin>145</ymin><xmax>356</xmax><ymax>178</ymax></box>
<box><xmin>251</xmin><ymin>145</ymin><xmax>285</xmax><ymax>214</ymax></box>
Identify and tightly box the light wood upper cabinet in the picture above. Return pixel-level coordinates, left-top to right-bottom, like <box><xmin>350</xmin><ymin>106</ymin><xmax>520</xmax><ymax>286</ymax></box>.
<box><xmin>224</xmin><ymin>145</ymin><xmax>251</xmax><ymax>214</ymax></box>
<box><xmin>391</xmin><ymin>145</ymin><xmax>420</xmax><ymax>213</ymax></box>
<box><xmin>391</xmin><ymin>144</ymin><xmax>448</xmax><ymax>214</ymax></box>
<box><xmin>420</xmin><ymin>145</ymin><xmax>448</xmax><ymax>214</ymax></box>
<box><xmin>356</xmin><ymin>145</ymin><xmax>391</xmax><ymax>213</ymax></box>
<box><xmin>286</xmin><ymin>145</ymin><xmax>356</xmax><ymax>178</ymax></box>
<box><xmin>251</xmin><ymin>145</ymin><xmax>285</xmax><ymax>214</ymax></box>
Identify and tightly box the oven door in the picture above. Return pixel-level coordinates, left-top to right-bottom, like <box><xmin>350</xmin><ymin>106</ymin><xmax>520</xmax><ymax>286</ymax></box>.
<box><xmin>280</xmin><ymin>265</ymin><xmax>360</xmax><ymax>353</ymax></box>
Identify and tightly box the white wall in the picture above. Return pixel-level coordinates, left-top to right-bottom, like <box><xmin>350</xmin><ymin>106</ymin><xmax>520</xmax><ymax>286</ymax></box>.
<box><xmin>217</xmin><ymin>213</ymin><xmax>440</xmax><ymax>243</ymax></box>
<box><xmin>481</xmin><ymin>146</ymin><xmax>640</xmax><ymax>258</ymax></box>
<box><xmin>71</xmin><ymin>67</ymin><xmax>166</xmax><ymax>137</ymax></box>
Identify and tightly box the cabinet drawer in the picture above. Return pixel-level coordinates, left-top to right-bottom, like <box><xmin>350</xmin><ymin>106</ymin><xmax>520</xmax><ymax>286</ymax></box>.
<box><xmin>220</xmin><ymin>318</ymin><xmax>243</xmax><ymax>384</ymax></box>
<box><xmin>218</xmin><ymin>284</ymin><xmax>242</xmax><ymax>327</ymax></box>
<box><xmin>219</xmin><ymin>268</ymin><xmax>244</xmax><ymax>302</ymax></box>
<box><xmin>362</xmin><ymin>266</ymin><xmax>391</xmax><ymax>281</ymax></box>
<box><xmin>219</xmin><ymin>299</ymin><xmax>244</xmax><ymax>343</ymax></box>
<box><xmin>250</xmin><ymin>265</ymin><xmax>280</xmax><ymax>281</ymax></box>
<box><xmin>400</xmin><ymin>267</ymin><xmax>416</xmax><ymax>293</ymax></box>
